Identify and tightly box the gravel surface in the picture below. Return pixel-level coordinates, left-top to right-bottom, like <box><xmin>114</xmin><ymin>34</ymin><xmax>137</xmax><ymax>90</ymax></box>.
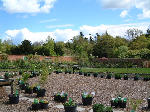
<box><xmin>0</xmin><ymin>73</ymin><xmax>150</xmax><ymax>112</ymax></box>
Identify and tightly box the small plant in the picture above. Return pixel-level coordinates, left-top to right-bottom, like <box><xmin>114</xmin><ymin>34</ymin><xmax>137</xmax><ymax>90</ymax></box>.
<box><xmin>93</xmin><ymin>104</ymin><xmax>105</xmax><ymax>112</ymax></box>
<box><xmin>115</xmin><ymin>73</ymin><xmax>122</xmax><ymax>79</ymax></box>
<box><xmin>22</xmin><ymin>72</ymin><xmax>30</xmax><ymax>83</ymax></box>
<box><xmin>106</xmin><ymin>73</ymin><xmax>112</xmax><ymax>79</ymax></box>
<box><xmin>54</xmin><ymin>91</ymin><xmax>68</xmax><ymax>103</ymax></box>
<box><xmin>123</xmin><ymin>74</ymin><xmax>128</xmax><ymax>80</ymax></box>
<box><xmin>134</xmin><ymin>75</ymin><xmax>139</xmax><ymax>81</ymax></box>
<box><xmin>82</xmin><ymin>92</ymin><xmax>95</xmax><ymax>98</ymax></box>
<box><xmin>111</xmin><ymin>96</ymin><xmax>127</xmax><ymax>108</ymax></box>
<box><xmin>33</xmin><ymin>99</ymin><xmax>39</xmax><ymax>104</ymax></box>
<box><xmin>93</xmin><ymin>73</ymin><xmax>98</xmax><ymax>77</ymax></box>
<box><xmin>64</xmin><ymin>98</ymin><xmax>76</xmax><ymax>107</ymax></box>
<box><xmin>129</xmin><ymin>99</ymin><xmax>142</xmax><ymax>112</ymax></box>
<box><xmin>82</xmin><ymin>92</ymin><xmax>95</xmax><ymax>106</ymax></box>
<box><xmin>104</xmin><ymin>106</ymin><xmax>113</xmax><ymax>112</ymax></box>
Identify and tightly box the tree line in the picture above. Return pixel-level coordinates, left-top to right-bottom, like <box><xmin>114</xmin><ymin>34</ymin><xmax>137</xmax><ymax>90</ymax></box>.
<box><xmin>0</xmin><ymin>27</ymin><xmax>150</xmax><ymax>59</ymax></box>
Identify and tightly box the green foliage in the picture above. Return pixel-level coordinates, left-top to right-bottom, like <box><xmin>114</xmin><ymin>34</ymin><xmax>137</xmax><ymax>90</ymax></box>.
<box><xmin>116</xmin><ymin>46</ymin><xmax>128</xmax><ymax>58</ymax></box>
<box><xmin>129</xmin><ymin>99</ymin><xmax>142</xmax><ymax>111</ymax></box>
<box><xmin>40</xmin><ymin>65</ymin><xmax>49</xmax><ymax>86</ymax></box>
<box><xmin>64</xmin><ymin>98</ymin><xmax>76</xmax><ymax>106</ymax></box>
<box><xmin>22</xmin><ymin>72</ymin><xmax>30</xmax><ymax>83</ymax></box>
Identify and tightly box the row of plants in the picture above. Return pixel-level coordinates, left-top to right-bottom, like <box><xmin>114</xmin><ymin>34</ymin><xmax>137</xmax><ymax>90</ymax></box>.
<box><xmin>79</xmin><ymin>72</ymin><xmax>150</xmax><ymax>81</ymax></box>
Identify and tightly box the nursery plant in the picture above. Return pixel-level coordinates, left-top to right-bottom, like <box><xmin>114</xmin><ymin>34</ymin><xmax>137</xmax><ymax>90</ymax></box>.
<box><xmin>111</xmin><ymin>96</ymin><xmax>127</xmax><ymax>108</ymax></box>
<box><xmin>82</xmin><ymin>92</ymin><xmax>95</xmax><ymax>106</ymax></box>
<box><xmin>106</xmin><ymin>73</ymin><xmax>112</xmax><ymax>79</ymax></box>
<box><xmin>54</xmin><ymin>91</ymin><xmax>68</xmax><ymax>103</ymax></box>
<box><xmin>37</xmin><ymin>65</ymin><xmax>48</xmax><ymax>97</ymax></box>
<box><xmin>93</xmin><ymin>73</ymin><xmax>98</xmax><ymax>77</ymax></box>
<box><xmin>134</xmin><ymin>74</ymin><xmax>139</xmax><ymax>81</ymax></box>
<box><xmin>63</xmin><ymin>98</ymin><xmax>77</xmax><ymax>112</ymax></box>
<box><xmin>9</xmin><ymin>90</ymin><xmax>19</xmax><ymax>104</ymax></box>
<box><xmin>114</xmin><ymin>73</ymin><xmax>122</xmax><ymax>79</ymax></box>
<box><xmin>93</xmin><ymin>104</ymin><xmax>113</xmax><ymax>112</ymax></box>
<box><xmin>39</xmin><ymin>99</ymin><xmax>49</xmax><ymax>109</ymax></box>
<box><xmin>123</xmin><ymin>74</ymin><xmax>128</xmax><ymax>80</ymax></box>
<box><xmin>32</xmin><ymin>99</ymin><xmax>40</xmax><ymax>110</ymax></box>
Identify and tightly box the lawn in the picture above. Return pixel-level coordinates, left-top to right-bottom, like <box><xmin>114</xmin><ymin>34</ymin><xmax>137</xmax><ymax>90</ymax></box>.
<box><xmin>81</xmin><ymin>68</ymin><xmax>150</xmax><ymax>74</ymax></box>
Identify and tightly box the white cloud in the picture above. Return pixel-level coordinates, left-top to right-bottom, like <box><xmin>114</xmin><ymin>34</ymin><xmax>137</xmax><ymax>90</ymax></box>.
<box><xmin>4</xmin><ymin>28</ymin><xmax>53</xmax><ymax>44</ymax></box>
<box><xmin>80</xmin><ymin>23</ymin><xmax>149</xmax><ymax>37</ymax></box>
<box><xmin>3</xmin><ymin>23</ymin><xmax>149</xmax><ymax>44</ymax></box>
<box><xmin>40</xmin><ymin>18</ymin><xmax>57</xmax><ymax>23</ymax></box>
<box><xmin>46</xmin><ymin>24</ymin><xmax>74</xmax><ymax>29</ymax></box>
<box><xmin>1</xmin><ymin>0</ymin><xmax>56</xmax><ymax>13</ymax></box>
<box><xmin>100</xmin><ymin>0</ymin><xmax>150</xmax><ymax>19</ymax></box>
<box><xmin>120</xmin><ymin>10</ymin><xmax>128</xmax><ymax>18</ymax></box>
<box><xmin>136</xmin><ymin>0</ymin><xmax>150</xmax><ymax>19</ymax></box>
<box><xmin>101</xmin><ymin>0</ymin><xmax>134</xmax><ymax>9</ymax></box>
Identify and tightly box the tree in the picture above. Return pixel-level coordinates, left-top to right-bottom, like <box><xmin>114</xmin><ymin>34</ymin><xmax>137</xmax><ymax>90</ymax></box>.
<box><xmin>129</xmin><ymin>35</ymin><xmax>149</xmax><ymax>50</ymax></box>
<box><xmin>126</xmin><ymin>28</ymin><xmax>143</xmax><ymax>40</ymax></box>
<box><xmin>93</xmin><ymin>33</ymin><xmax>115</xmax><ymax>58</ymax></box>
<box><xmin>146</xmin><ymin>26</ymin><xmax>150</xmax><ymax>38</ymax></box>
<box><xmin>42</xmin><ymin>36</ymin><xmax>56</xmax><ymax>56</ymax></box>
<box><xmin>19</xmin><ymin>40</ymin><xmax>33</xmax><ymax>55</ymax></box>
<box><xmin>54</xmin><ymin>42</ymin><xmax>65</xmax><ymax>56</ymax></box>
<box><xmin>115</xmin><ymin>46</ymin><xmax>128</xmax><ymax>58</ymax></box>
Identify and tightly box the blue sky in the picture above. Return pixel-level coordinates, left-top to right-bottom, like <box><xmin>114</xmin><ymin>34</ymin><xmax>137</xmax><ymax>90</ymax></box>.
<box><xmin>0</xmin><ymin>0</ymin><xmax>150</xmax><ymax>44</ymax></box>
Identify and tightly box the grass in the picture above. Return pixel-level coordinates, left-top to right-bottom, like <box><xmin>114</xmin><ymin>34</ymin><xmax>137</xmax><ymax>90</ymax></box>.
<box><xmin>81</xmin><ymin>68</ymin><xmax>150</xmax><ymax>74</ymax></box>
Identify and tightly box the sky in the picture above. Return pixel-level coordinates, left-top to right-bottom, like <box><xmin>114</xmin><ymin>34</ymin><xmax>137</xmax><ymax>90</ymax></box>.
<box><xmin>0</xmin><ymin>0</ymin><xmax>150</xmax><ymax>44</ymax></box>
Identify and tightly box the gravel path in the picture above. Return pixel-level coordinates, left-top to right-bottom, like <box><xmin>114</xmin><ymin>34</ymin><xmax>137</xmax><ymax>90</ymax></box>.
<box><xmin>0</xmin><ymin>73</ymin><xmax>150</xmax><ymax>112</ymax></box>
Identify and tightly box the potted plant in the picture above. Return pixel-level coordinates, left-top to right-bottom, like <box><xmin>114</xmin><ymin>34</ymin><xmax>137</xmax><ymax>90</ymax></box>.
<box><xmin>79</xmin><ymin>70</ymin><xmax>82</xmax><ymax>75</ymax></box>
<box><xmin>37</xmin><ymin>66</ymin><xmax>48</xmax><ymax>97</ymax></box>
<box><xmin>32</xmin><ymin>99</ymin><xmax>40</xmax><ymax>110</ymax></box>
<box><xmin>143</xmin><ymin>75</ymin><xmax>150</xmax><ymax>81</ymax></box>
<box><xmin>9</xmin><ymin>90</ymin><xmax>19</xmax><ymax>104</ymax></box>
<box><xmin>54</xmin><ymin>91</ymin><xmax>68</xmax><ymax>103</ymax></box>
<box><xmin>134</xmin><ymin>75</ymin><xmax>139</xmax><ymax>81</ymax></box>
<box><xmin>101</xmin><ymin>74</ymin><xmax>104</xmax><ymax>78</ymax></box>
<box><xmin>84</xmin><ymin>72</ymin><xmax>88</xmax><ymax>76</ymax></box>
<box><xmin>25</xmin><ymin>86</ymin><xmax>33</xmax><ymax>94</ymax></box>
<box><xmin>111</xmin><ymin>96</ymin><xmax>127</xmax><ymax>108</ymax></box>
<box><xmin>87</xmin><ymin>73</ymin><xmax>91</xmax><ymax>76</ymax></box>
<box><xmin>40</xmin><ymin>99</ymin><xmax>49</xmax><ymax>109</ymax></box>
<box><xmin>93</xmin><ymin>73</ymin><xmax>98</xmax><ymax>77</ymax></box>
<box><xmin>106</xmin><ymin>73</ymin><xmax>112</xmax><ymax>79</ymax></box>
<box><xmin>115</xmin><ymin>73</ymin><xmax>122</xmax><ymax>79</ymax></box>
<box><xmin>93</xmin><ymin>104</ymin><xmax>105</xmax><ymax>112</ymax></box>
<box><xmin>82</xmin><ymin>92</ymin><xmax>95</xmax><ymax>106</ymax></box>
<box><xmin>123</xmin><ymin>74</ymin><xmax>128</xmax><ymax>80</ymax></box>
<box><xmin>63</xmin><ymin>98</ymin><xmax>77</xmax><ymax>112</ymax></box>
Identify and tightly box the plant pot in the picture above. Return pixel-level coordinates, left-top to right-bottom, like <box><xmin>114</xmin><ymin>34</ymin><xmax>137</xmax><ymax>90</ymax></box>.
<box><xmin>82</xmin><ymin>97</ymin><xmax>93</xmax><ymax>106</ymax></box>
<box><xmin>147</xmin><ymin>98</ymin><xmax>150</xmax><ymax>108</ymax></box>
<box><xmin>54</xmin><ymin>95</ymin><xmax>67</xmax><ymax>103</ymax></box>
<box><xmin>143</xmin><ymin>77</ymin><xmax>150</xmax><ymax>81</ymax></box>
<box><xmin>93</xmin><ymin>73</ymin><xmax>98</xmax><ymax>77</ymax></box>
<box><xmin>120</xmin><ymin>101</ymin><xmax>126</xmax><ymax>108</ymax></box>
<box><xmin>32</xmin><ymin>103</ymin><xmax>41</xmax><ymax>110</ymax></box>
<box><xmin>134</xmin><ymin>76</ymin><xmax>139</xmax><ymax>81</ymax></box>
<box><xmin>123</xmin><ymin>76</ymin><xmax>128</xmax><ymax>80</ymax></box>
<box><xmin>110</xmin><ymin>100</ymin><xmax>115</xmax><ymax>107</ymax></box>
<box><xmin>64</xmin><ymin>105</ymin><xmax>77</xmax><ymax>112</ymax></box>
<box><xmin>40</xmin><ymin>102</ymin><xmax>49</xmax><ymax>109</ymax></box>
<box><xmin>84</xmin><ymin>73</ymin><xmax>87</xmax><ymax>76</ymax></box>
<box><xmin>101</xmin><ymin>75</ymin><xmax>104</xmax><ymax>78</ymax></box>
<box><xmin>79</xmin><ymin>72</ymin><xmax>82</xmax><ymax>75</ymax></box>
<box><xmin>56</xmin><ymin>71</ymin><xmax>59</xmax><ymax>74</ymax></box>
<box><xmin>33</xmin><ymin>87</ymin><xmax>38</xmax><ymax>93</ymax></box>
<box><xmin>9</xmin><ymin>94</ymin><xmax>19</xmax><ymax>104</ymax></box>
<box><xmin>37</xmin><ymin>89</ymin><xmax>46</xmax><ymax>97</ymax></box>
<box><xmin>106</xmin><ymin>75</ymin><xmax>111</xmax><ymax>79</ymax></box>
